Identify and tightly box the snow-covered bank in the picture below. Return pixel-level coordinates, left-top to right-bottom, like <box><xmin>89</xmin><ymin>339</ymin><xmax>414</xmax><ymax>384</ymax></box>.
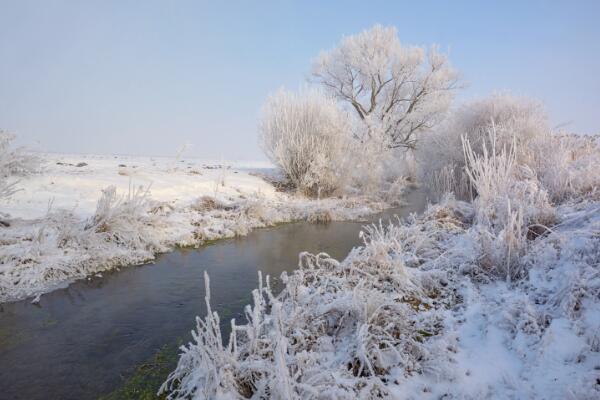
<box><xmin>161</xmin><ymin>196</ymin><xmax>600</xmax><ymax>400</ymax></box>
<box><xmin>0</xmin><ymin>153</ymin><xmax>388</xmax><ymax>303</ymax></box>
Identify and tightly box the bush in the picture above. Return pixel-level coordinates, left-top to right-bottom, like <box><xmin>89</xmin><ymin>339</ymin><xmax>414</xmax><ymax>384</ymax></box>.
<box><xmin>462</xmin><ymin>129</ymin><xmax>555</xmax><ymax>281</ymax></box>
<box><xmin>0</xmin><ymin>131</ymin><xmax>41</xmax><ymax>199</ymax></box>
<box><xmin>525</xmin><ymin>132</ymin><xmax>600</xmax><ymax>202</ymax></box>
<box><xmin>83</xmin><ymin>184</ymin><xmax>163</xmax><ymax>251</ymax></box>
<box><xmin>259</xmin><ymin>88</ymin><xmax>351</xmax><ymax>197</ymax></box>
<box><xmin>418</xmin><ymin>94</ymin><xmax>547</xmax><ymax>201</ymax></box>
<box><xmin>0</xmin><ymin>130</ymin><xmax>41</xmax><ymax>177</ymax></box>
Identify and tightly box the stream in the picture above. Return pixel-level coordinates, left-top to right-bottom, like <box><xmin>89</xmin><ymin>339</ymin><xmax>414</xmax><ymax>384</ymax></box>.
<box><xmin>0</xmin><ymin>191</ymin><xmax>426</xmax><ymax>400</ymax></box>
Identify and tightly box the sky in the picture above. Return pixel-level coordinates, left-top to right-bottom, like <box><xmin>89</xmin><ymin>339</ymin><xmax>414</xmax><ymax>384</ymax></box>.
<box><xmin>1</xmin><ymin>1</ymin><xmax>599</xmax><ymax>160</ymax></box>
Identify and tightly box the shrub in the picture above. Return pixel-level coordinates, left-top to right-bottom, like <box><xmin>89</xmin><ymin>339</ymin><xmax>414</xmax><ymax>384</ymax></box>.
<box><xmin>0</xmin><ymin>131</ymin><xmax>41</xmax><ymax>200</ymax></box>
<box><xmin>463</xmin><ymin>129</ymin><xmax>555</xmax><ymax>281</ymax></box>
<box><xmin>259</xmin><ymin>88</ymin><xmax>351</xmax><ymax>197</ymax></box>
<box><xmin>84</xmin><ymin>184</ymin><xmax>163</xmax><ymax>251</ymax></box>
<box><xmin>418</xmin><ymin>94</ymin><xmax>547</xmax><ymax>201</ymax></box>
<box><xmin>525</xmin><ymin>132</ymin><xmax>600</xmax><ymax>202</ymax></box>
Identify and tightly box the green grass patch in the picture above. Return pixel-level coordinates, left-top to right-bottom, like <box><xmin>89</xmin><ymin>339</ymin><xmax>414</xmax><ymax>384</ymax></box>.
<box><xmin>98</xmin><ymin>343</ymin><xmax>180</xmax><ymax>400</ymax></box>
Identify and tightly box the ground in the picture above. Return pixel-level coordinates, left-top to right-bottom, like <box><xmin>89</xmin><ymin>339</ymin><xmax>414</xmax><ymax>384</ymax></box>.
<box><xmin>1</xmin><ymin>153</ymin><xmax>277</xmax><ymax>220</ymax></box>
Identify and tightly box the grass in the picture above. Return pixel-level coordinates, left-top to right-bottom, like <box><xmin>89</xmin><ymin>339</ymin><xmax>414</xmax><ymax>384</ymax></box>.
<box><xmin>98</xmin><ymin>343</ymin><xmax>180</xmax><ymax>400</ymax></box>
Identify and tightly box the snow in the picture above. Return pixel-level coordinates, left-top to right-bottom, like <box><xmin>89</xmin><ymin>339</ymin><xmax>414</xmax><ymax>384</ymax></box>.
<box><xmin>1</xmin><ymin>152</ymin><xmax>277</xmax><ymax>220</ymax></box>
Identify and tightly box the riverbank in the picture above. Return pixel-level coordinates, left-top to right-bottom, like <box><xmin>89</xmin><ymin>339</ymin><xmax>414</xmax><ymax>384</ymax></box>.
<box><xmin>163</xmin><ymin>193</ymin><xmax>600</xmax><ymax>399</ymax></box>
<box><xmin>0</xmin><ymin>153</ymin><xmax>392</xmax><ymax>303</ymax></box>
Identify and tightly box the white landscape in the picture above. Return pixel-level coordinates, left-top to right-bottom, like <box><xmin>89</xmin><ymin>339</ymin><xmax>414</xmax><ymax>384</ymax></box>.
<box><xmin>1</xmin><ymin>5</ymin><xmax>600</xmax><ymax>400</ymax></box>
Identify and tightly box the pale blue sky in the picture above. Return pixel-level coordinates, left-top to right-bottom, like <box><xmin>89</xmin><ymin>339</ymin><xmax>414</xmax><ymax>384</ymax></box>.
<box><xmin>1</xmin><ymin>1</ymin><xmax>599</xmax><ymax>160</ymax></box>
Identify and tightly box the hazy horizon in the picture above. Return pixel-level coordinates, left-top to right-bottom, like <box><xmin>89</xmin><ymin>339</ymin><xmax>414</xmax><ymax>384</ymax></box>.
<box><xmin>2</xmin><ymin>0</ymin><xmax>599</xmax><ymax>160</ymax></box>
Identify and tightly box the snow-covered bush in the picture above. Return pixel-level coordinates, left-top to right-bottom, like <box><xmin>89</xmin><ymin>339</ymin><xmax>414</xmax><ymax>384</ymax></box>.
<box><xmin>525</xmin><ymin>132</ymin><xmax>600</xmax><ymax>202</ymax></box>
<box><xmin>0</xmin><ymin>172</ymin><xmax>17</xmax><ymax>200</ymax></box>
<box><xmin>259</xmin><ymin>88</ymin><xmax>351</xmax><ymax>197</ymax></box>
<box><xmin>0</xmin><ymin>131</ymin><xmax>41</xmax><ymax>200</ymax></box>
<box><xmin>341</xmin><ymin>133</ymin><xmax>414</xmax><ymax>202</ymax></box>
<box><xmin>0</xmin><ymin>130</ymin><xmax>41</xmax><ymax>177</ymax></box>
<box><xmin>191</xmin><ymin>195</ymin><xmax>229</xmax><ymax>212</ymax></box>
<box><xmin>418</xmin><ymin>95</ymin><xmax>600</xmax><ymax>281</ymax></box>
<box><xmin>82</xmin><ymin>184</ymin><xmax>164</xmax><ymax>252</ymax></box>
<box><xmin>418</xmin><ymin>94</ymin><xmax>547</xmax><ymax>201</ymax></box>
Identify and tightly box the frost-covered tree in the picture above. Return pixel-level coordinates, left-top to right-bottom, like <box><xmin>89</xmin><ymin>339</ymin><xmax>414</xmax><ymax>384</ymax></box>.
<box><xmin>259</xmin><ymin>88</ymin><xmax>350</xmax><ymax>197</ymax></box>
<box><xmin>312</xmin><ymin>25</ymin><xmax>458</xmax><ymax>150</ymax></box>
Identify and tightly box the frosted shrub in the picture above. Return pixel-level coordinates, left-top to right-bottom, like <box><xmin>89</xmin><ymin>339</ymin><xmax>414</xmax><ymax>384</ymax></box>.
<box><xmin>346</xmin><ymin>136</ymin><xmax>396</xmax><ymax>197</ymax></box>
<box><xmin>0</xmin><ymin>173</ymin><xmax>17</xmax><ymax>200</ymax></box>
<box><xmin>259</xmin><ymin>88</ymin><xmax>351</xmax><ymax>197</ymax></box>
<box><xmin>417</xmin><ymin>94</ymin><xmax>596</xmax><ymax>281</ymax></box>
<box><xmin>418</xmin><ymin>94</ymin><xmax>547</xmax><ymax>201</ymax></box>
<box><xmin>526</xmin><ymin>132</ymin><xmax>600</xmax><ymax>202</ymax></box>
<box><xmin>0</xmin><ymin>130</ymin><xmax>41</xmax><ymax>177</ymax></box>
<box><xmin>190</xmin><ymin>195</ymin><xmax>228</xmax><ymax>212</ymax></box>
<box><xmin>84</xmin><ymin>184</ymin><xmax>163</xmax><ymax>252</ymax></box>
<box><xmin>0</xmin><ymin>131</ymin><xmax>41</xmax><ymax>200</ymax></box>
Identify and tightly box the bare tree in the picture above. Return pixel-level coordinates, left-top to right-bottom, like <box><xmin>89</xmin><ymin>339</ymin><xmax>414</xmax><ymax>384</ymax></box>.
<box><xmin>312</xmin><ymin>25</ymin><xmax>459</xmax><ymax>150</ymax></box>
